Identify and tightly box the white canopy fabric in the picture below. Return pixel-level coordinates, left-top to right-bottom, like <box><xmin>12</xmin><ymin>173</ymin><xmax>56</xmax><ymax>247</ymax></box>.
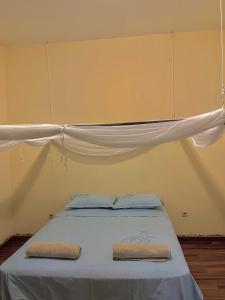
<box><xmin>0</xmin><ymin>108</ymin><xmax>224</xmax><ymax>157</ymax></box>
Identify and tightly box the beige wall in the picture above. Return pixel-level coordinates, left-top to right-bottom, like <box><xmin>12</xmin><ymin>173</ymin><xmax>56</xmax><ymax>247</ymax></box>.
<box><xmin>3</xmin><ymin>30</ymin><xmax>225</xmax><ymax>236</ymax></box>
<box><xmin>0</xmin><ymin>46</ymin><xmax>14</xmax><ymax>244</ymax></box>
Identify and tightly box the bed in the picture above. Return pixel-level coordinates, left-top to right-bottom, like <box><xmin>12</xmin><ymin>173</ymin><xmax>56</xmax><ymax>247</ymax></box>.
<box><xmin>0</xmin><ymin>205</ymin><xmax>203</xmax><ymax>300</ymax></box>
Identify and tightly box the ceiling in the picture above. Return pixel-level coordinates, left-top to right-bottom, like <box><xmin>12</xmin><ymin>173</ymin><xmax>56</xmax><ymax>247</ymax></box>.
<box><xmin>0</xmin><ymin>0</ymin><xmax>224</xmax><ymax>45</ymax></box>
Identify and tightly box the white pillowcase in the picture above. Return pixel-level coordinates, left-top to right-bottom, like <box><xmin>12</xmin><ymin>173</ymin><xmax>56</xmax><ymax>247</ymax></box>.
<box><xmin>66</xmin><ymin>194</ymin><xmax>116</xmax><ymax>209</ymax></box>
<box><xmin>114</xmin><ymin>194</ymin><xmax>161</xmax><ymax>209</ymax></box>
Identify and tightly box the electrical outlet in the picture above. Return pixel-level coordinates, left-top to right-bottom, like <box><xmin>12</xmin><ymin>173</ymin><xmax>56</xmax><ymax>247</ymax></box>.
<box><xmin>181</xmin><ymin>212</ymin><xmax>188</xmax><ymax>217</ymax></box>
<box><xmin>49</xmin><ymin>214</ymin><xmax>54</xmax><ymax>219</ymax></box>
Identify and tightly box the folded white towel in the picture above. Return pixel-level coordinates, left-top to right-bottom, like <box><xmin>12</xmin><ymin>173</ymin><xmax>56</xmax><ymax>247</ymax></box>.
<box><xmin>26</xmin><ymin>242</ymin><xmax>81</xmax><ymax>260</ymax></box>
<box><xmin>113</xmin><ymin>243</ymin><xmax>171</xmax><ymax>261</ymax></box>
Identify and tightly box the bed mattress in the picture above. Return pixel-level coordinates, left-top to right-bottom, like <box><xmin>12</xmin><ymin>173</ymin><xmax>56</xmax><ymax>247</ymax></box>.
<box><xmin>0</xmin><ymin>207</ymin><xmax>203</xmax><ymax>300</ymax></box>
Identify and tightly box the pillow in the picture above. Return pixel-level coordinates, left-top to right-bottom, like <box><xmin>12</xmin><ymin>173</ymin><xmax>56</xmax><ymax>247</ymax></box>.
<box><xmin>66</xmin><ymin>194</ymin><xmax>115</xmax><ymax>209</ymax></box>
<box><xmin>113</xmin><ymin>194</ymin><xmax>161</xmax><ymax>209</ymax></box>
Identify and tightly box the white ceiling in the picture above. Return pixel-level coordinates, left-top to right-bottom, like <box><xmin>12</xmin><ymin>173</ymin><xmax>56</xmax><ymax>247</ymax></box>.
<box><xmin>0</xmin><ymin>0</ymin><xmax>224</xmax><ymax>45</ymax></box>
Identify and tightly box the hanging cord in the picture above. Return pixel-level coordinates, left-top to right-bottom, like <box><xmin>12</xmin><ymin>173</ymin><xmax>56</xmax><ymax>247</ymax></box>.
<box><xmin>45</xmin><ymin>42</ymin><xmax>54</xmax><ymax>122</ymax></box>
<box><xmin>219</xmin><ymin>0</ymin><xmax>225</xmax><ymax>108</ymax></box>
<box><xmin>44</xmin><ymin>42</ymin><xmax>56</xmax><ymax>173</ymax></box>
<box><xmin>60</xmin><ymin>125</ymin><xmax>68</xmax><ymax>169</ymax></box>
<box><xmin>170</xmin><ymin>31</ymin><xmax>176</xmax><ymax>119</ymax></box>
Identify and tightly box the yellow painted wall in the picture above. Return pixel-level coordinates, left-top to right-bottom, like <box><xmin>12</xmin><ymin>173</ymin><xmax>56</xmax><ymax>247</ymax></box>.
<box><xmin>0</xmin><ymin>46</ymin><xmax>14</xmax><ymax>244</ymax></box>
<box><xmin>4</xmin><ymin>30</ymin><xmax>225</xmax><ymax>236</ymax></box>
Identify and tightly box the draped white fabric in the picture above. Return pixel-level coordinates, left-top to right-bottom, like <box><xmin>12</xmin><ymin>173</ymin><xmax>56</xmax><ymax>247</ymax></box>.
<box><xmin>0</xmin><ymin>108</ymin><xmax>224</xmax><ymax>157</ymax></box>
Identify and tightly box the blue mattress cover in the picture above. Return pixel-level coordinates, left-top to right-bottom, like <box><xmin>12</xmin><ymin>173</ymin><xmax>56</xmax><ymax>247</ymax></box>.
<box><xmin>0</xmin><ymin>207</ymin><xmax>203</xmax><ymax>300</ymax></box>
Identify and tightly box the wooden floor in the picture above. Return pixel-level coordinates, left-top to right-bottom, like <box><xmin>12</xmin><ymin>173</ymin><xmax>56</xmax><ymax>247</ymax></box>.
<box><xmin>1</xmin><ymin>236</ymin><xmax>225</xmax><ymax>300</ymax></box>
<box><xmin>180</xmin><ymin>237</ymin><xmax>225</xmax><ymax>300</ymax></box>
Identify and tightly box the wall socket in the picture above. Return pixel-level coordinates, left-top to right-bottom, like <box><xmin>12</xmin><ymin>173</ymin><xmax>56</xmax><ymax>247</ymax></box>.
<box><xmin>181</xmin><ymin>212</ymin><xmax>188</xmax><ymax>217</ymax></box>
<box><xmin>49</xmin><ymin>214</ymin><xmax>54</xmax><ymax>219</ymax></box>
